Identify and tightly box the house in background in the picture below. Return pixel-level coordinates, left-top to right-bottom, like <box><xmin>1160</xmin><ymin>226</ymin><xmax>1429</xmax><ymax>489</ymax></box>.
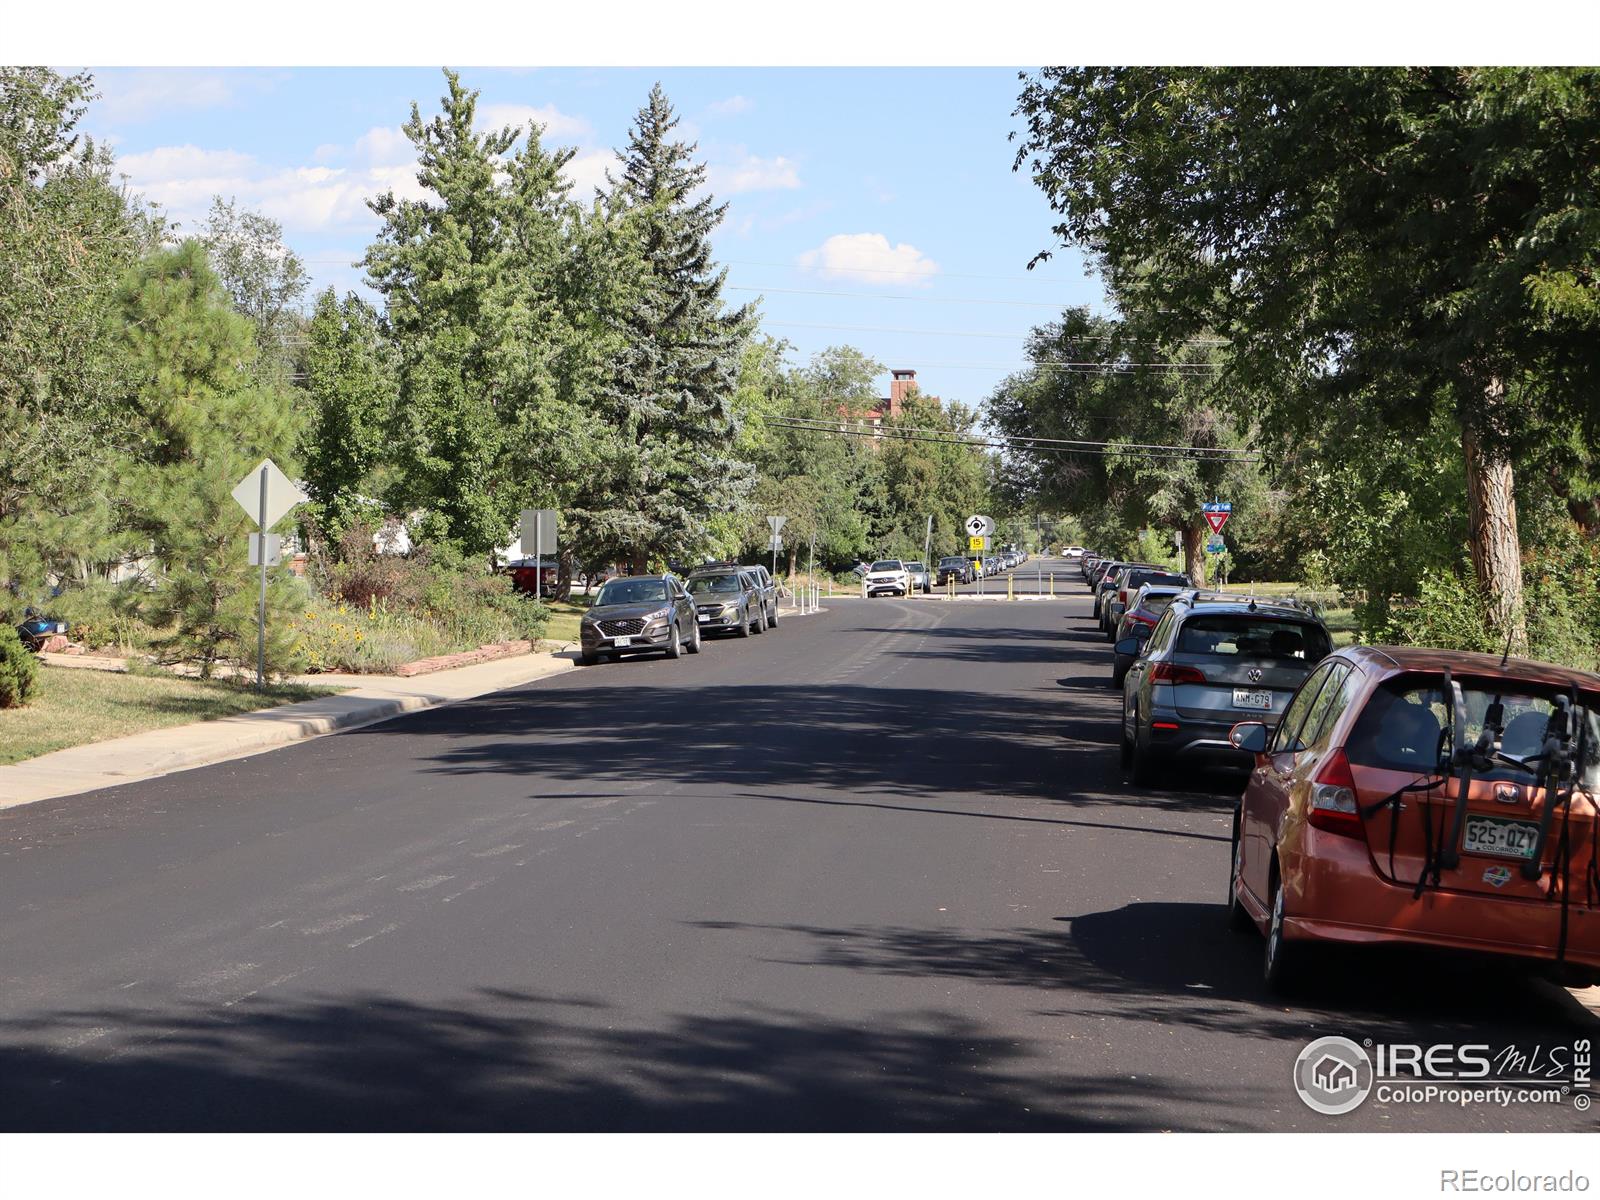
<box><xmin>841</xmin><ymin>368</ymin><xmax>941</xmax><ymax>438</ymax></box>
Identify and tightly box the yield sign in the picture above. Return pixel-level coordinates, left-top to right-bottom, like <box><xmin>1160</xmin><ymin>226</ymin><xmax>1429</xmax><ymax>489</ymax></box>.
<box><xmin>232</xmin><ymin>458</ymin><xmax>306</xmax><ymax>529</ymax></box>
<box><xmin>1202</xmin><ymin>501</ymin><xmax>1232</xmax><ymax>535</ymax></box>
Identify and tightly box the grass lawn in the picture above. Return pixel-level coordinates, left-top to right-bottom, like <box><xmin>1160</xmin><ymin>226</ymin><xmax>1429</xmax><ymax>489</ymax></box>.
<box><xmin>0</xmin><ymin>668</ymin><xmax>341</xmax><ymax>766</ymax></box>
<box><xmin>541</xmin><ymin>597</ymin><xmax>591</xmax><ymax>647</ymax></box>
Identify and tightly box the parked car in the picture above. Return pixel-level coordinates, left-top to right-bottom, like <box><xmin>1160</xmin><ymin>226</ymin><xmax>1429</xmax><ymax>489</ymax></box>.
<box><xmin>685</xmin><ymin>567</ymin><xmax>765</xmax><ymax>638</ymax></box>
<box><xmin>936</xmin><ymin>555</ymin><xmax>974</xmax><ymax>586</ymax></box>
<box><xmin>904</xmin><ymin>561</ymin><xmax>932</xmax><ymax>593</ymax></box>
<box><xmin>578</xmin><ymin>574</ymin><xmax>701</xmax><ymax>664</ymax></box>
<box><xmin>1104</xmin><ymin>566</ymin><xmax>1191</xmax><ymax>638</ymax></box>
<box><xmin>735</xmin><ymin>562</ymin><xmax>780</xmax><ymax>628</ymax></box>
<box><xmin>1065</xmin><ymin>546</ymin><xmax>1085</xmax><ymax>561</ymax></box>
<box><xmin>507</xmin><ymin>557</ymin><xmax>559</xmax><ymax>595</ymax></box>
<box><xmin>1227</xmin><ymin>645</ymin><xmax>1600</xmax><ymax>991</ymax></box>
<box><xmin>1110</xmin><ymin>584</ymin><xmax>1185</xmax><ymax>687</ymax></box>
<box><xmin>865</xmin><ymin>559</ymin><xmax>911</xmax><ymax>597</ymax></box>
<box><xmin>1119</xmin><ymin>595</ymin><xmax>1332</xmax><ymax>785</ymax></box>
<box><xmin>1092</xmin><ymin>561</ymin><xmax>1138</xmax><ymax>619</ymax></box>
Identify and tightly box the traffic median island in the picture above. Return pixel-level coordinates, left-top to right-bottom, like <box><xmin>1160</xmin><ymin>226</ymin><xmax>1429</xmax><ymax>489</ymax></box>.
<box><xmin>0</xmin><ymin>649</ymin><xmax>578</xmax><ymax>810</ymax></box>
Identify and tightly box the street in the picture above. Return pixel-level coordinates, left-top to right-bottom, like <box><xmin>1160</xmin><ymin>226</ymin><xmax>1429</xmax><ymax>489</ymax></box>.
<box><xmin>0</xmin><ymin>557</ymin><xmax>1592</xmax><ymax>1132</ymax></box>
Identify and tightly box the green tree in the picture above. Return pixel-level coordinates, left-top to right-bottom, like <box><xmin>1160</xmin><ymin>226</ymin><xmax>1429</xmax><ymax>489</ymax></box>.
<box><xmin>878</xmin><ymin>388</ymin><xmax>991</xmax><ymax>564</ymax></box>
<box><xmin>364</xmin><ymin>69</ymin><xmax>523</xmax><ymax>558</ymax></box>
<box><xmin>198</xmin><ymin>195</ymin><xmax>309</xmax><ymax>385</ymax></box>
<box><xmin>0</xmin><ymin>67</ymin><xmax>158</xmax><ymax>611</ymax></box>
<box><xmin>594</xmin><ymin>83</ymin><xmax>756</xmax><ymax>571</ymax></box>
<box><xmin>119</xmin><ymin>242</ymin><xmax>302</xmax><ymax>676</ymax></box>
<box><xmin>302</xmin><ymin>288</ymin><xmax>394</xmax><ymax>544</ymax></box>
<box><xmin>1013</xmin><ymin>67</ymin><xmax>1600</xmax><ymax>646</ymax></box>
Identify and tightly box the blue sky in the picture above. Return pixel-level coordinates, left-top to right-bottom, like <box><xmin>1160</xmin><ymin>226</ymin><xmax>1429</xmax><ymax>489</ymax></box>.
<box><xmin>80</xmin><ymin>66</ymin><xmax>1103</xmax><ymax>409</ymax></box>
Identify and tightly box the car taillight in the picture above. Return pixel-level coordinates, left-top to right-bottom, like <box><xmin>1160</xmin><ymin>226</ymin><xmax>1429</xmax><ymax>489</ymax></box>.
<box><xmin>1308</xmin><ymin>748</ymin><xmax>1365</xmax><ymax>839</ymax></box>
<box><xmin>1149</xmin><ymin>662</ymin><xmax>1206</xmax><ymax>685</ymax></box>
<box><xmin>1129</xmin><ymin>612</ymin><xmax>1155</xmax><ymax>627</ymax></box>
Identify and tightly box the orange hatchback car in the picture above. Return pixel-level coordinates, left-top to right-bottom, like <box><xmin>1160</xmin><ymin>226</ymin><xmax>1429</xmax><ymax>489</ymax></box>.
<box><xmin>1226</xmin><ymin>646</ymin><xmax>1600</xmax><ymax>991</ymax></box>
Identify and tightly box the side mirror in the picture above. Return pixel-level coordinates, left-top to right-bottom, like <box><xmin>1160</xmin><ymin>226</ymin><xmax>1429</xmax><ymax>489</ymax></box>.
<box><xmin>1229</xmin><ymin>722</ymin><xmax>1269</xmax><ymax>754</ymax></box>
<box><xmin>1114</xmin><ymin>636</ymin><xmax>1142</xmax><ymax>657</ymax></box>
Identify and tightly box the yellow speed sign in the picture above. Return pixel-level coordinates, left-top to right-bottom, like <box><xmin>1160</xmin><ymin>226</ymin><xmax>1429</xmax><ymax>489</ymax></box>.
<box><xmin>968</xmin><ymin>535</ymin><xmax>986</xmax><ymax>553</ymax></box>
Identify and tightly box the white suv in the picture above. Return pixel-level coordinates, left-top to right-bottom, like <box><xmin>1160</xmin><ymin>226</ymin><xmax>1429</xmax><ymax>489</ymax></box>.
<box><xmin>865</xmin><ymin>559</ymin><xmax>910</xmax><ymax>597</ymax></box>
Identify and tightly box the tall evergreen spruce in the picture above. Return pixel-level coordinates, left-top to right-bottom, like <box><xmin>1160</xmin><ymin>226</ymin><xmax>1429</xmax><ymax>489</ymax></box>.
<box><xmin>599</xmin><ymin>84</ymin><xmax>755</xmax><ymax>571</ymax></box>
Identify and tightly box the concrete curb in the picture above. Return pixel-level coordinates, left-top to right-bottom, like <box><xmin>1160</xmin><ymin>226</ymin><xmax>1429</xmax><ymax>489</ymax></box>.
<box><xmin>0</xmin><ymin>650</ymin><xmax>579</xmax><ymax>812</ymax></box>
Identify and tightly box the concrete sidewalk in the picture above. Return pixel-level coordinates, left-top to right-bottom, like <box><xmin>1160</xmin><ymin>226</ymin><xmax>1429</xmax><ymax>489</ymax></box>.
<box><xmin>0</xmin><ymin>649</ymin><xmax>579</xmax><ymax>811</ymax></box>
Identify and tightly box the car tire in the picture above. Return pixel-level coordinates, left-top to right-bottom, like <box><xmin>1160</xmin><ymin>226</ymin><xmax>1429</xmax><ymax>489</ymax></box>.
<box><xmin>1264</xmin><ymin>865</ymin><xmax>1305</xmax><ymax>992</ymax></box>
<box><xmin>666</xmin><ymin>623</ymin><xmax>683</xmax><ymax>659</ymax></box>
<box><xmin>768</xmin><ymin>603</ymin><xmax>779</xmax><ymax>628</ymax></box>
<box><xmin>1130</xmin><ymin>724</ymin><xmax>1162</xmax><ymax>786</ymax></box>
<box><xmin>687</xmin><ymin>621</ymin><xmax>702</xmax><ymax>654</ymax></box>
<box><xmin>1227</xmin><ymin>809</ymin><xmax>1255</xmax><ymax>933</ymax></box>
<box><xmin>753</xmin><ymin>605</ymin><xmax>767</xmax><ymax>634</ymax></box>
<box><xmin>737</xmin><ymin>608</ymin><xmax>752</xmax><ymax>638</ymax></box>
<box><xmin>1110</xmin><ymin>664</ymin><xmax>1126</xmax><ymax>689</ymax></box>
<box><xmin>579</xmin><ymin>649</ymin><xmax>599</xmax><ymax>666</ymax></box>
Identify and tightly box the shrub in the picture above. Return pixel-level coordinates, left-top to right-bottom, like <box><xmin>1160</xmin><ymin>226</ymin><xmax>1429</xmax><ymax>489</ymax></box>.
<box><xmin>0</xmin><ymin>624</ymin><xmax>39</xmax><ymax>708</ymax></box>
<box><xmin>1382</xmin><ymin>569</ymin><xmax>1499</xmax><ymax>653</ymax></box>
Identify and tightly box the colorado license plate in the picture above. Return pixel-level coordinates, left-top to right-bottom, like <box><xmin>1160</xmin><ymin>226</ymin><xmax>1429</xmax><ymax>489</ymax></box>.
<box><xmin>1232</xmin><ymin>688</ymin><xmax>1272</xmax><ymax>710</ymax></box>
<box><xmin>1462</xmin><ymin>814</ymin><xmax>1540</xmax><ymax>861</ymax></box>
<box><xmin>613</xmin><ymin>636</ymin><xmax>633</xmax><ymax>647</ymax></box>
<box><xmin>697</xmin><ymin>614</ymin><xmax>711</xmax><ymax>622</ymax></box>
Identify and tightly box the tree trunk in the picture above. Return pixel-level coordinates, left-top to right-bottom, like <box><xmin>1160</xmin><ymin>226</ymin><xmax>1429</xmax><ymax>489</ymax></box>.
<box><xmin>1182</xmin><ymin>524</ymin><xmax>1208</xmax><ymax>588</ymax></box>
<box><xmin>555</xmin><ymin>548</ymin><xmax>574</xmax><ymax>602</ymax></box>
<box><xmin>788</xmin><ymin>545</ymin><xmax>798</xmax><ymax>584</ymax></box>
<box><xmin>1462</xmin><ymin>418</ymin><xmax>1526</xmax><ymax>652</ymax></box>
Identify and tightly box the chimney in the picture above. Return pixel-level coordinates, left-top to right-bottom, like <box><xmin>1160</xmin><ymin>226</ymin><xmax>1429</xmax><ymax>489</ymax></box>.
<box><xmin>888</xmin><ymin>368</ymin><xmax>916</xmax><ymax>418</ymax></box>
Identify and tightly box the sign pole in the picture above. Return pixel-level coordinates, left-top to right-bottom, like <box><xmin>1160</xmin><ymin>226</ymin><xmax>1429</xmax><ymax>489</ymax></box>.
<box><xmin>535</xmin><ymin>515</ymin><xmax>542</xmax><ymax>603</ymax></box>
<box><xmin>257</xmin><ymin>465</ymin><xmax>268</xmax><ymax>690</ymax></box>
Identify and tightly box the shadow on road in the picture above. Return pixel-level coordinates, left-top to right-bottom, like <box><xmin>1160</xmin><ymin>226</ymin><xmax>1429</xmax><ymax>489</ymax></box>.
<box><xmin>0</xmin><ymin>989</ymin><xmax>1225</xmax><ymax>1132</ymax></box>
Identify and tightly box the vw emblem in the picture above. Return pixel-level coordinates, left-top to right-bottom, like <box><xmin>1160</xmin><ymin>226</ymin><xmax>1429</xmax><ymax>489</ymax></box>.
<box><xmin>1247</xmin><ymin>668</ymin><xmax>1263</xmax><ymax>683</ymax></box>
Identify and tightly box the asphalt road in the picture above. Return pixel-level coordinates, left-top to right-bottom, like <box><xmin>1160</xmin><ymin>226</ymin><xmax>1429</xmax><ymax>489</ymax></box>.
<box><xmin>1</xmin><ymin>557</ymin><xmax>1593</xmax><ymax>1131</ymax></box>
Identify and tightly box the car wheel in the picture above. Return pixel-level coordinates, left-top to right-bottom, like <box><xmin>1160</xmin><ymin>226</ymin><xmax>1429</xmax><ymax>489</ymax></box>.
<box><xmin>1263</xmin><ymin>865</ymin><xmax>1305</xmax><ymax>992</ymax></box>
<box><xmin>1130</xmin><ymin>723</ymin><xmax>1162</xmax><ymax>786</ymax></box>
<box><xmin>737</xmin><ymin>608</ymin><xmax>752</xmax><ymax>638</ymax></box>
<box><xmin>579</xmin><ymin>649</ymin><xmax>599</xmax><ymax>666</ymax></box>
<box><xmin>1227</xmin><ymin>808</ymin><xmax>1255</xmax><ymax>933</ymax></box>
<box><xmin>768</xmin><ymin>603</ymin><xmax>779</xmax><ymax>628</ymax></box>
<box><xmin>753</xmin><ymin>605</ymin><xmax>767</xmax><ymax>634</ymax></box>
<box><xmin>666</xmin><ymin>623</ymin><xmax>683</xmax><ymax>659</ymax></box>
<box><xmin>1110</xmin><ymin>664</ymin><xmax>1126</xmax><ymax>689</ymax></box>
<box><xmin>687</xmin><ymin>621</ymin><xmax>702</xmax><ymax>654</ymax></box>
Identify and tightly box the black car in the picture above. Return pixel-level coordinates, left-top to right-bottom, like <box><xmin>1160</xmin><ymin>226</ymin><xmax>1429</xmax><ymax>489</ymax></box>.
<box><xmin>686</xmin><ymin>568</ymin><xmax>766</xmax><ymax>637</ymax></box>
<box><xmin>579</xmin><ymin>575</ymin><xmax>701</xmax><ymax>665</ymax></box>
<box><xmin>935</xmin><ymin>555</ymin><xmax>972</xmax><ymax>586</ymax></box>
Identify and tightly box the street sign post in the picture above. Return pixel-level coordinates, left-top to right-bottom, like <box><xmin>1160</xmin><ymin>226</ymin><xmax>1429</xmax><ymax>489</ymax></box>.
<box><xmin>520</xmin><ymin>509</ymin><xmax>558</xmax><ymax>601</ymax></box>
<box><xmin>968</xmin><ymin>534</ymin><xmax>988</xmax><ymax>553</ymax></box>
<box><xmin>1206</xmin><ymin>536</ymin><xmax>1227</xmax><ymax>555</ymax></box>
<box><xmin>965</xmin><ymin>514</ymin><xmax>995</xmax><ymax>538</ymax></box>
<box><xmin>232</xmin><ymin>459</ymin><xmax>307</xmax><ymax>689</ymax></box>
<box><xmin>768</xmin><ymin>515</ymin><xmax>786</xmax><ymax>587</ymax></box>
<box><xmin>1202</xmin><ymin>501</ymin><xmax>1233</xmax><ymax>536</ymax></box>
<box><xmin>248</xmin><ymin>533</ymin><xmax>282</xmax><ymax>566</ymax></box>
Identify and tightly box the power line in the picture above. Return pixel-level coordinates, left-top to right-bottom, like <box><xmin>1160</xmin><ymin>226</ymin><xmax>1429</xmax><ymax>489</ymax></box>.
<box><xmin>763</xmin><ymin>320</ymin><xmax>1229</xmax><ymax>346</ymax></box>
<box><xmin>724</xmin><ymin>259</ymin><xmax>1083</xmax><ymax>285</ymax></box>
<box><xmin>727</xmin><ymin>285</ymin><xmax>1069</xmax><ymax>309</ymax></box>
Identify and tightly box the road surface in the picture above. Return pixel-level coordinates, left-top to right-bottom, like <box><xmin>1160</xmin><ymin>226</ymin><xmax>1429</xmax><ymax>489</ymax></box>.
<box><xmin>1</xmin><ymin>558</ymin><xmax>1592</xmax><ymax>1131</ymax></box>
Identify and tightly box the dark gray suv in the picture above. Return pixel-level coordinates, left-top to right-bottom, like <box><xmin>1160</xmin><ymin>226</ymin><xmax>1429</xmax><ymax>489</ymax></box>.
<box><xmin>579</xmin><ymin>574</ymin><xmax>701</xmax><ymax>665</ymax></box>
<box><xmin>1119</xmin><ymin>595</ymin><xmax>1332</xmax><ymax>784</ymax></box>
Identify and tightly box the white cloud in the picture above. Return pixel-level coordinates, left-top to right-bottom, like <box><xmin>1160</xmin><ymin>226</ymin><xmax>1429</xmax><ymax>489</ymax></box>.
<box><xmin>476</xmin><ymin>103</ymin><xmax>591</xmax><ymax>142</ymax></box>
<box><xmin>563</xmin><ymin>149</ymin><xmax>620</xmax><ymax>198</ymax></box>
<box><xmin>708</xmin><ymin>154</ymin><xmax>800</xmax><ymax>195</ymax></box>
<box><xmin>94</xmin><ymin>70</ymin><xmax>235</xmax><ymax>124</ymax></box>
<box><xmin>708</xmin><ymin>95</ymin><xmax>752</xmax><ymax>116</ymax></box>
<box><xmin>114</xmin><ymin>143</ymin><xmax>430</xmax><ymax>236</ymax></box>
<box><xmin>352</xmin><ymin>125</ymin><xmax>415</xmax><ymax>166</ymax></box>
<box><xmin>796</xmin><ymin>233</ymin><xmax>939</xmax><ymax>288</ymax></box>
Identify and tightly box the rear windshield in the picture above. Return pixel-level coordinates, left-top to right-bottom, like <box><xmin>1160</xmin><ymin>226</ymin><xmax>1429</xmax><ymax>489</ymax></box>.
<box><xmin>906</xmin><ymin>562</ymin><xmax>926</xmax><ymax>571</ymax></box>
<box><xmin>1128</xmin><ymin>570</ymin><xmax>1189</xmax><ymax>590</ymax></box>
<box><xmin>1347</xmin><ymin>678</ymin><xmax>1600</xmax><ymax>787</ymax></box>
<box><xmin>687</xmin><ymin>574</ymin><xmax>742</xmax><ymax>595</ymax></box>
<box><xmin>870</xmin><ymin>560</ymin><xmax>902</xmax><ymax>571</ymax></box>
<box><xmin>938</xmin><ymin>557</ymin><xmax>965</xmax><ymax>567</ymax></box>
<box><xmin>596</xmin><ymin>579</ymin><xmax>667</xmax><ymax>606</ymax></box>
<box><xmin>1176</xmin><ymin>616</ymin><xmax>1330</xmax><ymax>661</ymax></box>
<box><xmin>1140</xmin><ymin>594</ymin><xmax>1177</xmax><ymax>618</ymax></box>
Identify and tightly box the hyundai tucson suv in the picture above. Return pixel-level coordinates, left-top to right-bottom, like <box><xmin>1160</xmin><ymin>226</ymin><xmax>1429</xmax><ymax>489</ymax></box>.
<box><xmin>1120</xmin><ymin>595</ymin><xmax>1332</xmax><ymax>784</ymax></box>
<box><xmin>579</xmin><ymin>574</ymin><xmax>701</xmax><ymax>664</ymax></box>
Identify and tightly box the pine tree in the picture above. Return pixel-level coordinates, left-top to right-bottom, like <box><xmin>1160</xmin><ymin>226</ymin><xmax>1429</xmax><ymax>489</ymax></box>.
<box><xmin>596</xmin><ymin>84</ymin><xmax>756</xmax><ymax>571</ymax></box>
<box><xmin>119</xmin><ymin>242</ymin><xmax>303</xmax><ymax>676</ymax></box>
